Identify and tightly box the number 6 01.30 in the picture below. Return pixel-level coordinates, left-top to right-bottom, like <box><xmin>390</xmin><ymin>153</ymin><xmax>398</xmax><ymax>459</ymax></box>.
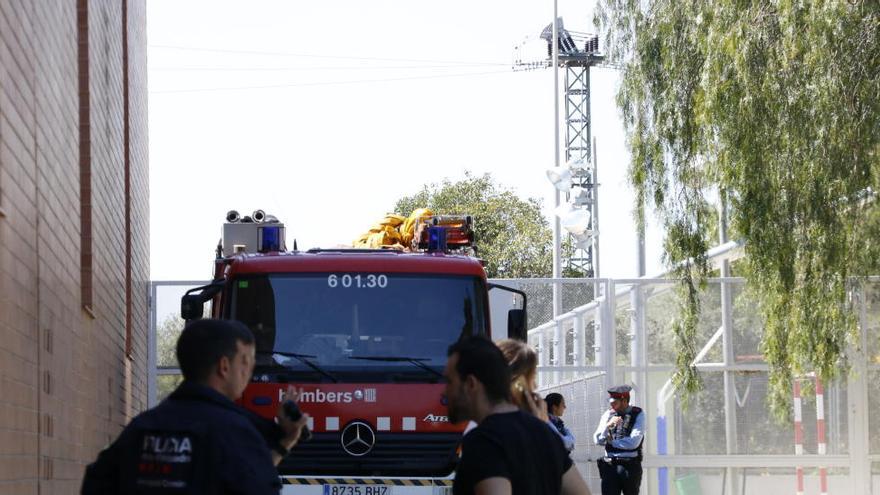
<box><xmin>326</xmin><ymin>274</ymin><xmax>388</xmax><ymax>289</ymax></box>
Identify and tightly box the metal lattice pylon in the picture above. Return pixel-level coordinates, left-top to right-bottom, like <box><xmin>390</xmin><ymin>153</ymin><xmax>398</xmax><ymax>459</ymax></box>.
<box><xmin>513</xmin><ymin>22</ymin><xmax>608</xmax><ymax>286</ymax></box>
<box><xmin>564</xmin><ymin>65</ymin><xmax>595</xmax><ymax>277</ymax></box>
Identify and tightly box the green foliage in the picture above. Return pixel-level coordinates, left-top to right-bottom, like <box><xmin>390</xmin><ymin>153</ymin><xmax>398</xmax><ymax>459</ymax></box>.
<box><xmin>156</xmin><ymin>314</ymin><xmax>184</xmax><ymax>400</ymax></box>
<box><xmin>394</xmin><ymin>173</ymin><xmax>592</xmax><ymax>327</ymax></box>
<box><xmin>157</xmin><ymin>375</ymin><xmax>184</xmax><ymax>403</ymax></box>
<box><xmin>596</xmin><ymin>0</ymin><xmax>880</xmax><ymax>418</ymax></box>
<box><xmin>157</xmin><ymin>314</ymin><xmax>184</xmax><ymax>368</ymax></box>
<box><xmin>394</xmin><ymin>172</ymin><xmax>557</xmax><ymax>278</ymax></box>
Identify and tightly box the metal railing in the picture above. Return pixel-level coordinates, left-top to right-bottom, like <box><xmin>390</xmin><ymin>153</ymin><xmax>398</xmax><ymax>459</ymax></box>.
<box><xmin>516</xmin><ymin>276</ymin><xmax>878</xmax><ymax>495</ymax></box>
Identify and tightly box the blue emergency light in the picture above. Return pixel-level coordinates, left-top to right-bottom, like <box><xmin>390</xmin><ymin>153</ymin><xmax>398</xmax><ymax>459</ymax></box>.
<box><xmin>259</xmin><ymin>225</ymin><xmax>282</xmax><ymax>252</ymax></box>
<box><xmin>427</xmin><ymin>226</ymin><xmax>448</xmax><ymax>252</ymax></box>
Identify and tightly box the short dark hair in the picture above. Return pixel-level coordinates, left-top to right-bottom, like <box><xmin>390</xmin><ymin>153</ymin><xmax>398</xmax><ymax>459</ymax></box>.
<box><xmin>447</xmin><ymin>336</ymin><xmax>511</xmax><ymax>403</ymax></box>
<box><xmin>177</xmin><ymin>319</ymin><xmax>255</xmax><ymax>383</ymax></box>
<box><xmin>545</xmin><ymin>392</ymin><xmax>564</xmax><ymax>409</ymax></box>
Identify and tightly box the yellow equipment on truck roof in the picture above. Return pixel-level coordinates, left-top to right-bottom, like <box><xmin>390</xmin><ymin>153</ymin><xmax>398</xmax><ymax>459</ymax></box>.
<box><xmin>352</xmin><ymin>208</ymin><xmax>477</xmax><ymax>255</ymax></box>
<box><xmin>353</xmin><ymin>209</ymin><xmax>433</xmax><ymax>249</ymax></box>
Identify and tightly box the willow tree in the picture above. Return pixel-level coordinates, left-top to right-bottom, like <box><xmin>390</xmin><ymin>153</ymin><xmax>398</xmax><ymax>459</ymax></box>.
<box><xmin>596</xmin><ymin>1</ymin><xmax>880</xmax><ymax>417</ymax></box>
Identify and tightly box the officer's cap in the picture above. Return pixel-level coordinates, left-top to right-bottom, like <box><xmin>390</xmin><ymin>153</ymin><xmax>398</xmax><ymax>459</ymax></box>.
<box><xmin>607</xmin><ymin>384</ymin><xmax>632</xmax><ymax>402</ymax></box>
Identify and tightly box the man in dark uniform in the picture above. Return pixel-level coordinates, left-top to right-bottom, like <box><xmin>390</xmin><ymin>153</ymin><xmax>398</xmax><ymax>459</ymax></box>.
<box><xmin>444</xmin><ymin>336</ymin><xmax>592</xmax><ymax>495</ymax></box>
<box><xmin>592</xmin><ymin>385</ymin><xmax>644</xmax><ymax>495</ymax></box>
<box><xmin>81</xmin><ymin>319</ymin><xmax>309</xmax><ymax>494</ymax></box>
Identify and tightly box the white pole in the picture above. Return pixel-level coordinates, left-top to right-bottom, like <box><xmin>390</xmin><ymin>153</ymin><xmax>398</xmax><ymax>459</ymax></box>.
<box><xmin>720</xmin><ymin>192</ymin><xmax>739</xmax><ymax>494</ymax></box>
<box><xmin>148</xmin><ymin>282</ymin><xmax>157</xmax><ymax>407</ymax></box>
<box><xmin>592</xmin><ymin>137</ymin><xmax>600</xmax><ymax>280</ymax></box>
<box><xmin>551</xmin><ymin>0</ymin><xmax>562</xmax><ymax>318</ymax></box>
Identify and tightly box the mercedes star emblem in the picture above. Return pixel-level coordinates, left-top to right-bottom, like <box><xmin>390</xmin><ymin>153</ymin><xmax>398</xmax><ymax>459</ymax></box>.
<box><xmin>340</xmin><ymin>421</ymin><xmax>376</xmax><ymax>457</ymax></box>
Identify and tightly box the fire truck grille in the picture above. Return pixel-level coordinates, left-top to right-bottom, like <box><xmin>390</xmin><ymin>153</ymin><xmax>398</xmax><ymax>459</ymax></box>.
<box><xmin>278</xmin><ymin>432</ymin><xmax>461</xmax><ymax>477</ymax></box>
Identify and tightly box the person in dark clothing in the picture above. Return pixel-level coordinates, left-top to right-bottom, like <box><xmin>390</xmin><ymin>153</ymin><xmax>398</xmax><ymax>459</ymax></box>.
<box><xmin>593</xmin><ymin>385</ymin><xmax>645</xmax><ymax>495</ymax></box>
<box><xmin>545</xmin><ymin>392</ymin><xmax>576</xmax><ymax>452</ymax></box>
<box><xmin>81</xmin><ymin>319</ymin><xmax>309</xmax><ymax>494</ymax></box>
<box><xmin>444</xmin><ymin>336</ymin><xmax>591</xmax><ymax>495</ymax></box>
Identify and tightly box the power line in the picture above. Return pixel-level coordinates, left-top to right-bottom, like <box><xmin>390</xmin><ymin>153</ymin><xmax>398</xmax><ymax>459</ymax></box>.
<box><xmin>149</xmin><ymin>44</ymin><xmax>508</xmax><ymax>67</ymax></box>
<box><xmin>149</xmin><ymin>63</ymin><xmax>506</xmax><ymax>72</ymax></box>
<box><xmin>150</xmin><ymin>69</ymin><xmax>513</xmax><ymax>94</ymax></box>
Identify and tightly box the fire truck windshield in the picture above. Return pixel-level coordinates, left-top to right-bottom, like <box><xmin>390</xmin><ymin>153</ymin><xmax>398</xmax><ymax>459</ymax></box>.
<box><xmin>230</xmin><ymin>273</ymin><xmax>487</xmax><ymax>380</ymax></box>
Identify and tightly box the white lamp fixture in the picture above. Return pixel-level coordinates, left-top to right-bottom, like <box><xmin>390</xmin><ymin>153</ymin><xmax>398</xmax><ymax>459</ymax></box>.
<box><xmin>546</xmin><ymin>167</ymin><xmax>573</xmax><ymax>193</ymax></box>
<box><xmin>572</xmin><ymin>231</ymin><xmax>595</xmax><ymax>250</ymax></box>
<box><xmin>553</xmin><ymin>202</ymin><xmax>574</xmax><ymax>219</ymax></box>
<box><xmin>555</xmin><ymin>204</ymin><xmax>592</xmax><ymax>236</ymax></box>
<box><xmin>560</xmin><ymin>208</ymin><xmax>591</xmax><ymax>236</ymax></box>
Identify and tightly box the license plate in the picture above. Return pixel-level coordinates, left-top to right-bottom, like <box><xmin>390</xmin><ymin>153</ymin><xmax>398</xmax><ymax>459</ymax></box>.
<box><xmin>323</xmin><ymin>485</ymin><xmax>392</xmax><ymax>495</ymax></box>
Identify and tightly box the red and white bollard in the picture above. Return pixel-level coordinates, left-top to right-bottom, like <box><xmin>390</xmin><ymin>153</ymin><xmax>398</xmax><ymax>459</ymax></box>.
<box><xmin>793</xmin><ymin>375</ymin><xmax>829</xmax><ymax>495</ymax></box>
<box><xmin>815</xmin><ymin>377</ymin><xmax>827</xmax><ymax>495</ymax></box>
<box><xmin>793</xmin><ymin>380</ymin><xmax>804</xmax><ymax>495</ymax></box>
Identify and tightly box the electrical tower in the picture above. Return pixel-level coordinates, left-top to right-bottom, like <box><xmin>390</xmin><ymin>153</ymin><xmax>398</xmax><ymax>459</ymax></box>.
<box><xmin>514</xmin><ymin>18</ymin><xmax>607</xmax><ymax>278</ymax></box>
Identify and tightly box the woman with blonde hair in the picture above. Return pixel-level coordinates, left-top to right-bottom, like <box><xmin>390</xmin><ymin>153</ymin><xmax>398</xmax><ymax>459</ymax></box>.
<box><xmin>496</xmin><ymin>338</ymin><xmax>549</xmax><ymax>421</ymax></box>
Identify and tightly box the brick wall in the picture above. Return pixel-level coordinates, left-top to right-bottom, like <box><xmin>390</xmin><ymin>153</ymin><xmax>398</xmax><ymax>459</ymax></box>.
<box><xmin>0</xmin><ymin>1</ymin><xmax>148</xmax><ymax>493</ymax></box>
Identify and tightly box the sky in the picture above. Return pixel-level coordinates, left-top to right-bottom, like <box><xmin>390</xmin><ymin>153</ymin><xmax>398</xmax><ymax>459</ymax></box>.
<box><xmin>147</xmin><ymin>0</ymin><xmax>665</xmax><ymax>282</ymax></box>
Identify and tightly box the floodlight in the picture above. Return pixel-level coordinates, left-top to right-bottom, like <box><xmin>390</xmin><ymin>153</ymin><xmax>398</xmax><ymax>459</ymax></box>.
<box><xmin>561</xmin><ymin>208</ymin><xmax>591</xmax><ymax>235</ymax></box>
<box><xmin>554</xmin><ymin>203</ymin><xmax>574</xmax><ymax>219</ymax></box>
<box><xmin>572</xmin><ymin>231</ymin><xmax>595</xmax><ymax>250</ymax></box>
<box><xmin>546</xmin><ymin>167</ymin><xmax>573</xmax><ymax>193</ymax></box>
<box><xmin>555</xmin><ymin>204</ymin><xmax>591</xmax><ymax>236</ymax></box>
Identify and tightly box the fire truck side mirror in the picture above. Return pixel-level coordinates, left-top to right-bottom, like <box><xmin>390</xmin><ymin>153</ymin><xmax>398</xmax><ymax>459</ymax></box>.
<box><xmin>181</xmin><ymin>294</ymin><xmax>205</xmax><ymax>320</ymax></box>
<box><xmin>181</xmin><ymin>281</ymin><xmax>224</xmax><ymax>321</ymax></box>
<box><xmin>507</xmin><ymin>308</ymin><xmax>527</xmax><ymax>341</ymax></box>
<box><xmin>487</xmin><ymin>283</ymin><xmax>528</xmax><ymax>341</ymax></box>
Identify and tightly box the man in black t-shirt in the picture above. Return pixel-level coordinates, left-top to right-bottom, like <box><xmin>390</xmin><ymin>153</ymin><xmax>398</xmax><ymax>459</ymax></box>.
<box><xmin>444</xmin><ymin>337</ymin><xmax>591</xmax><ymax>495</ymax></box>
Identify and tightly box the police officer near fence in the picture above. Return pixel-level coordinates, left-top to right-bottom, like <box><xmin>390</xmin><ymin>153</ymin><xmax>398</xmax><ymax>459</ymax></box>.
<box><xmin>593</xmin><ymin>385</ymin><xmax>645</xmax><ymax>495</ymax></box>
<box><xmin>81</xmin><ymin>319</ymin><xmax>309</xmax><ymax>494</ymax></box>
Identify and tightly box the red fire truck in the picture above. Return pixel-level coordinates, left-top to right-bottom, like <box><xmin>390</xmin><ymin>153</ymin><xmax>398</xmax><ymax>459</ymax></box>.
<box><xmin>181</xmin><ymin>210</ymin><xmax>527</xmax><ymax>494</ymax></box>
